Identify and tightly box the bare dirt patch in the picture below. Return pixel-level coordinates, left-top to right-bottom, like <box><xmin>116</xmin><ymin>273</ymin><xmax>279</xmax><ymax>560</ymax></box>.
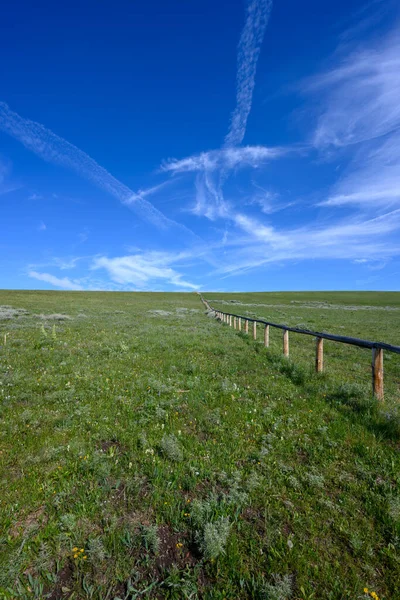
<box><xmin>155</xmin><ymin>525</ymin><xmax>196</xmax><ymax>572</ymax></box>
<box><xmin>47</xmin><ymin>562</ymin><xmax>74</xmax><ymax>600</ymax></box>
<box><xmin>10</xmin><ymin>505</ymin><xmax>47</xmax><ymax>538</ymax></box>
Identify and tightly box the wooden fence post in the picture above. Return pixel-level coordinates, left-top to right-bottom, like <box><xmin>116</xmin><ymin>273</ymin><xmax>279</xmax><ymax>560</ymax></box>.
<box><xmin>264</xmin><ymin>325</ymin><xmax>269</xmax><ymax>348</ymax></box>
<box><xmin>316</xmin><ymin>337</ymin><xmax>323</xmax><ymax>372</ymax></box>
<box><xmin>253</xmin><ymin>321</ymin><xmax>257</xmax><ymax>340</ymax></box>
<box><xmin>238</xmin><ymin>317</ymin><xmax>241</xmax><ymax>331</ymax></box>
<box><xmin>234</xmin><ymin>317</ymin><xmax>237</xmax><ymax>330</ymax></box>
<box><xmin>245</xmin><ymin>320</ymin><xmax>249</xmax><ymax>334</ymax></box>
<box><xmin>372</xmin><ymin>348</ymin><xmax>384</xmax><ymax>401</ymax></box>
<box><xmin>283</xmin><ymin>329</ymin><xmax>289</xmax><ymax>357</ymax></box>
<box><xmin>229</xmin><ymin>315</ymin><xmax>232</xmax><ymax>327</ymax></box>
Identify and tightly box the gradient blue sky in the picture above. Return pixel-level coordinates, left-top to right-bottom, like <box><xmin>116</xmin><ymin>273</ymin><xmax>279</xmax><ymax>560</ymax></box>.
<box><xmin>1</xmin><ymin>0</ymin><xmax>400</xmax><ymax>291</ymax></box>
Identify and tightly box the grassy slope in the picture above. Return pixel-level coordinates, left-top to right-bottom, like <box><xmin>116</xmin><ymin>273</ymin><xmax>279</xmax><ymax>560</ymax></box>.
<box><xmin>0</xmin><ymin>291</ymin><xmax>399</xmax><ymax>600</ymax></box>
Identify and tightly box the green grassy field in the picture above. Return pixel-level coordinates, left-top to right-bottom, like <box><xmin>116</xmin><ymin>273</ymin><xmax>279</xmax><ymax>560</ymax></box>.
<box><xmin>0</xmin><ymin>291</ymin><xmax>399</xmax><ymax>600</ymax></box>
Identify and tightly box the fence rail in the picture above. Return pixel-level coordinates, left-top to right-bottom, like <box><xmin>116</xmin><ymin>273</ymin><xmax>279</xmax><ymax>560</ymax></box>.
<box><xmin>199</xmin><ymin>294</ymin><xmax>400</xmax><ymax>401</ymax></box>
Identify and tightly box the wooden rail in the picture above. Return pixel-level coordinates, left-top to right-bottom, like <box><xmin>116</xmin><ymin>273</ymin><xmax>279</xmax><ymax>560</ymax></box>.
<box><xmin>199</xmin><ymin>295</ymin><xmax>400</xmax><ymax>401</ymax></box>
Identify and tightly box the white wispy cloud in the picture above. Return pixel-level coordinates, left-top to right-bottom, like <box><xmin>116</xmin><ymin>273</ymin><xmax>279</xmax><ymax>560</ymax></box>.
<box><xmin>310</xmin><ymin>31</ymin><xmax>400</xmax><ymax>150</ymax></box>
<box><xmin>306</xmin><ymin>25</ymin><xmax>400</xmax><ymax>210</ymax></box>
<box><xmin>232</xmin><ymin>213</ymin><xmax>290</xmax><ymax>248</ymax></box>
<box><xmin>161</xmin><ymin>145</ymin><xmax>286</xmax><ymax>222</ymax></box>
<box><xmin>28</xmin><ymin>256</ymin><xmax>83</xmax><ymax>271</ymax></box>
<box><xmin>38</xmin><ymin>221</ymin><xmax>47</xmax><ymax>231</ymax></box>
<box><xmin>192</xmin><ymin>174</ymin><xmax>228</xmax><ymax>221</ymax></box>
<box><xmin>92</xmin><ymin>251</ymin><xmax>200</xmax><ymax>290</ymax></box>
<box><xmin>0</xmin><ymin>158</ymin><xmax>8</xmax><ymax>183</ymax></box>
<box><xmin>224</xmin><ymin>0</ymin><xmax>273</xmax><ymax>147</ymax></box>
<box><xmin>0</xmin><ymin>157</ymin><xmax>20</xmax><ymax>196</ymax></box>
<box><xmin>124</xmin><ymin>180</ymin><xmax>174</xmax><ymax>205</ymax></box>
<box><xmin>212</xmin><ymin>207</ymin><xmax>400</xmax><ymax>276</ymax></box>
<box><xmin>28</xmin><ymin>270</ymin><xmax>83</xmax><ymax>290</ymax></box>
<box><xmin>162</xmin><ymin>145</ymin><xmax>284</xmax><ymax>174</ymax></box>
<box><xmin>0</xmin><ymin>102</ymin><xmax>195</xmax><ymax>234</ymax></box>
<box><xmin>320</xmin><ymin>129</ymin><xmax>400</xmax><ymax>208</ymax></box>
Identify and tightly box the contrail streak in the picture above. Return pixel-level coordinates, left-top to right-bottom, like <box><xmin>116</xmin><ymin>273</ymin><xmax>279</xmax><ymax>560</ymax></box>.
<box><xmin>0</xmin><ymin>101</ymin><xmax>191</xmax><ymax>233</ymax></box>
<box><xmin>224</xmin><ymin>0</ymin><xmax>273</xmax><ymax>148</ymax></box>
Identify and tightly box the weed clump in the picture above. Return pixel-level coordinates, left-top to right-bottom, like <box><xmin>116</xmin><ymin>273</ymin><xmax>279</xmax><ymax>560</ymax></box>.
<box><xmin>39</xmin><ymin>313</ymin><xmax>72</xmax><ymax>321</ymax></box>
<box><xmin>160</xmin><ymin>434</ymin><xmax>183</xmax><ymax>462</ymax></box>
<box><xmin>0</xmin><ymin>306</ymin><xmax>29</xmax><ymax>320</ymax></box>
<box><xmin>87</xmin><ymin>537</ymin><xmax>107</xmax><ymax>562</ymax></box>
<box><xmin>197</xmin><ymin>517</ymin><xmax>231</xmax><ymax>560</ymax></box>
<box><xmin>261</xmin><ymin>574</ymin><xmax>293</xmax><ymax>599</ymax></box>
<box><xmin>141</xmin><ymin>524</ymin><xmax>160</xmax><ymax>554</ymax></box>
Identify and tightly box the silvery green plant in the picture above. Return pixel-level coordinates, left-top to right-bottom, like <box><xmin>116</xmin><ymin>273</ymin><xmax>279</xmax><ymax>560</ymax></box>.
<box><xmin>191</xmin><ymin>494</ymin><xmax>219</xmax><ymax>528</ymax></box>
<box><xmin>198</xmin><ymin>517</ymin><xmax>230</xmax><ymax>560</ymax></box>
<box><xmin>155</xmin><ymin>406</ymin><xmax>167</xmax><ymax>421</ymax></box>
<box><xmin>246</xmin><ymin>471</ymin><xmax>261</xmax><ymax>491</ymax></box>
<box><xmin>141</xmin><ymin>524</ymin><xmax>160</xmax><ymax>554</ymax></box>
<box><xmin>261</xmin><ymin>574</ymin><xmax>293</xmax><ymax>600</ymax></box>
<box><xmin>138</xmin><ymin>431</ymin><xmax>148</xmax><ymax>449</ymax></box>
<box><xmin>226</xmin><ymin>471</ymin><xmax>248</xmax><ymax>507</ymax></box>
<box><xmin>88</xmin><ymin>537</ymin><xmax>107</xmax><ymax>562</ymax></box>
<box><xmin>160</xmin><ymin>434</ymin><xmax>183</xmax><ymax>462</ymax></box>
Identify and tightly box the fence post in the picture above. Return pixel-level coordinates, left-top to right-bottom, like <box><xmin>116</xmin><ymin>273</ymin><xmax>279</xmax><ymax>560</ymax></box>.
<box><xmin>238</xmin><ymin>317</ymin><xmax>241</xmax><ymax>331</ymax></box>
<box><xmin>283</xmin><ymin>329</ymin><xmax>289</xmax><ymax>357</ymax></box>
<box><xmin>245</xmin><ymin>320</ymin><xmax>249</xmax><ymax>334</ymax></box>
<box><xmin>372</xmin><ymin>347</ymin><xmax>384</xmax><ymax>401</ymax></box>
<box><xmin>264</xmin><ymin>325</ymin><xmax>269</xmax><ymax>347</ymax></box>
<box><xmin>253</xmin><ymin>321</ymin><xmax>257</xmax><ymax>340</ymax></box>
<box><xmin>229</xmin><ymin>315</ymin><xmax>232</xmax><ymax>327</ymax></box>
<box><xmin>316</xmin><ymin>337</ymin><xmax>323</xmax><ymax>372</ymax></box>
<box><xmin>234</xmin><ymin>317</ymin><xmax>237</xmax><ymax>330</ymax></box>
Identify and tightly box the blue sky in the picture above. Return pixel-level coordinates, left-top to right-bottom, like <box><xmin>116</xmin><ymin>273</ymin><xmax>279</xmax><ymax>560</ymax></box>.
<box><xmin>1</xmin><ymin>0</ymin><xmax>400</xmax><ymax>292</ymax></box>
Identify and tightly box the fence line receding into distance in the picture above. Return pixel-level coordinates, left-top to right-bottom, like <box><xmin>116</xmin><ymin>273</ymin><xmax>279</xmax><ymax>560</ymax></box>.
<box><xmin>198</xmin><ymin>295</ymin><xmax>400</xmax><ymax>401</ymax></box>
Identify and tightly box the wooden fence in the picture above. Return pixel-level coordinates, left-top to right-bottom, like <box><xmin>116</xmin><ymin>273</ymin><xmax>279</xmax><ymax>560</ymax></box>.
<box><xmin>199</xmin><ymin>295</ymin><xmax>400</xmax><ymax>401</ymax></box>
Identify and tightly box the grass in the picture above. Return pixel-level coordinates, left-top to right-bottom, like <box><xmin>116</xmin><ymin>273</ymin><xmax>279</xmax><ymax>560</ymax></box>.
<box><xmin>206</xmin><ymin>291</ymin><xmax>400</xmax><ymax>413</ymax></box>
<box><xmin>0</xmin><ymin>290</ymin><xmax>399</xmax><ymax>599</ymax></box>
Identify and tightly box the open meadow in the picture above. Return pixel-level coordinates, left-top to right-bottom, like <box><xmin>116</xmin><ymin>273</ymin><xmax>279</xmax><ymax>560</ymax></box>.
<box><xmin>0</xmin><ymin>291</ymin><xmax>399</xmax><ymax>600</ymax></box>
